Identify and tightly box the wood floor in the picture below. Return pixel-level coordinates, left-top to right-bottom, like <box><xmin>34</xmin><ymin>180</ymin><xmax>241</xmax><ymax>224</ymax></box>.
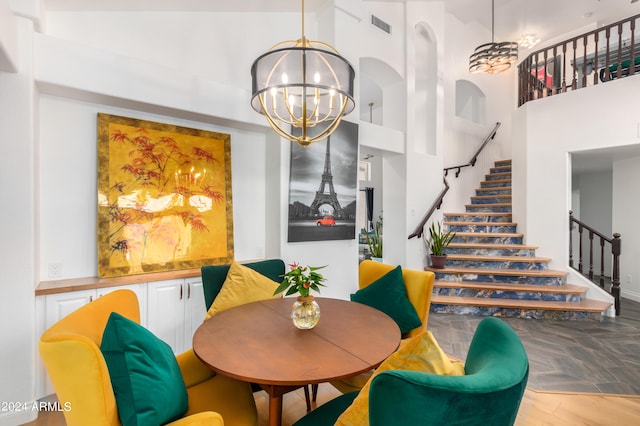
<box><xmin>24</xmin><ymin>383</ymin><xmax>640</xmax><ymax>426</ymax></box>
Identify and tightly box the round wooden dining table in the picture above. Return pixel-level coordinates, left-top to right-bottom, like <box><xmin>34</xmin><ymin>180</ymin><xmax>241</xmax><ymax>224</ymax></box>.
<box><xmin>192</xmin><ymin>297</ymin><xmax>401</xmax><ymax>426</ymax></box>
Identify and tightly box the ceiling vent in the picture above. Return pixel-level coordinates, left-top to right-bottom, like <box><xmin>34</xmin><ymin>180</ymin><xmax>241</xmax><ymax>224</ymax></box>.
<box><xmin>370</xmin><ymin>14</ymin><xmax>392</xmax><ymax>35</ymax></box>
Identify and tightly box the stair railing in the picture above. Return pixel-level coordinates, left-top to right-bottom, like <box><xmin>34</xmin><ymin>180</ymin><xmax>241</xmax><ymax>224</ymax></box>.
<box><xmin>408</xmin><ymin>122</ymin><xmax>500</xmax><ymax>239</ymax></box>
<box><xmin>569</xmin><ymin>211</ymin><xmax>621</xmax><ymax>315</ymax></box>
<box><xmin>518</xmin><ymin>13</ymin><xmax>639</xmax><ymax>107</ymax></box>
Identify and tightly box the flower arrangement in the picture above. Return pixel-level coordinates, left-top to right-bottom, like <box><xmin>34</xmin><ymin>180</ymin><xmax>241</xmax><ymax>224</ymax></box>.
<box><xmin>274</xmin><ymin>263</ymin><xmax>327</xmax><ymax>297</ymax></box>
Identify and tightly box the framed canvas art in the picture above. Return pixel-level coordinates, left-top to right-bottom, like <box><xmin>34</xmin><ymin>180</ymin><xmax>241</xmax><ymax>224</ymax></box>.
<box><xmin>287</xmin><ymin>121</ymin><xmax>358</xmax><ymax>242</ymax></box>
<box><xmin>97</xmin><ymin>113</ymin><xmax>233</xmax><ymax>277</ymax></box>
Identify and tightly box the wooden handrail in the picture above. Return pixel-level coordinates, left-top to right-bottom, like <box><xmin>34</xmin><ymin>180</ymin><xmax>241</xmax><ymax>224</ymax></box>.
<box><xmin>408</xmin><ymin>122</ymin><xmax>500</xmax><ymax>239</ymax></box>
<box><xmin>408</xmin><ymin>178</ymin><xmax>449</xmax><ymax>239</ymax></box>
<box><xmin>444</xmin><ymin>122</ymin><xmax>501</xmax><ymax>178</ymax></box>
<box><xmin>569</xmin><ymin>211</ymin><xmax>621</xmax><ymax>315</ymax></box>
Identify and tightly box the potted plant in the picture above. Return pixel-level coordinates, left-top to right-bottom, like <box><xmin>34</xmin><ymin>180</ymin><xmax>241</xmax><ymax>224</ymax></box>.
<box><xmin>425</xmin><ymin>221</ymin><xmax>456</xmax><ymax>269</ymax></box>
<box><xmin>365</xmin><ymin>221</ymin><xmax>383</xmax><ymax>261</ymax></box>
<box><xmin>274</xmin><ymin>263</ymin><xmax>326</xmax><ymax>329</ymax></box>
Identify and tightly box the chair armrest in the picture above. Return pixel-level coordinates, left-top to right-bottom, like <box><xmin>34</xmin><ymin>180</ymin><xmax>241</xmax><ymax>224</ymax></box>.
<box><xmin>166</xmin><ymin>411</ymin><xmax>224</xmax><ymax>426</ymax></box>
<box><xmin>369</xmin><ymin>369</ymin><xmax>527</xmax><ymax>426</ymax></box>
<box><xmin>176</xmin><ymin>349</ymin><xmax>215</xmax><ymax>388</ymax></box>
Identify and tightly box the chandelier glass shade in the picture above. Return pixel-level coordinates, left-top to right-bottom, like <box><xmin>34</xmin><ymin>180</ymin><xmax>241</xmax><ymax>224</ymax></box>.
<box><xmin>468</xmin><ymin>0</ymin><xmax>518</xmax><ymax>74</ymax></box>
<box><xmin>250</xmin><ymin>1</ymin><xmax>355</xmax><ymax>146</ymax></box>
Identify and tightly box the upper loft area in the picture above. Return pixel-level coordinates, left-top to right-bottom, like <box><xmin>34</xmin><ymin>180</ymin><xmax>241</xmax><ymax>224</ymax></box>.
<box><xmin>518</xmin><ymin>13</ymin><xmax>640</xmax><ymax>106</ymax></box>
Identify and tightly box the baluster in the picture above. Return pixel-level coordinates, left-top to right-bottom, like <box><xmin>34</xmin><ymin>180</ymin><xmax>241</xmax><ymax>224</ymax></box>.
<box><xmin>593</xmin><ymin>31</ymin><xmax>599</xmax><ymax>85</ymax></box>
<box><xmin>568</xmin><ymin>211</ymin><xmax>574</xmax><ymax>268</ymax></box>
<box><xmin>578</xmin><ymin>223</ymin><xmax>584</xmax><ymax>273</ymax></box>
<box><xmin>588</xmin><ymin>230</ymin><xmax>594</xmax><ymax>281</ymax></box>
<box><xmin>599</xmin><ymin>237</ymin><xmax>605</xmax><ymax>288</ymax></box>
<box><xmin>533</xmin><ymin>52</ymin><xmax>539</xmax><ymax>99</ymax></box>
<box><xmin>543</xmin><ymin>49</ymin><xmax>549</xmax><ymax>97</ymax></box>
<box><xmin>562</xmin><ymin>42</ymin><xmax>567</xmax><ymax>92</ymax></box>
<box><xmin>582</xmin><ymin>35</ymin><xmax>588</xmax><ymax>88</ymax></box>
<box><xmin>617</xmin><ymin>23</ymin><xmax>623</xmax><ymax>79</ymax></box>
<box><xmin>630</xmin><ymin>19</ymin><xmax>636</xmax><ymax>76</ymax></box>
<box><xmin>605</xmin><ymin>27</ymin><xmax>611</xmax><ymax>81</ymax></box>
<box><xmin>572</xmin><ymin>39</ymin><xmax>578</xmax><ymax>89</ymax></box>
<box><xmin>611</xmin><ymin>233</ymin><xmax>621</xmax><ymax>316</ymax></box>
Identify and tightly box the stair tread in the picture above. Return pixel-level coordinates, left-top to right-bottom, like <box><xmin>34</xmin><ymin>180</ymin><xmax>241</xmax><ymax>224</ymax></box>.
<box><xmin>448</xmin><ymin>242</ymin><xmax>539</xmax><ymax>249</ymax></box>
<box><xmin>430</xmin><ymin>295</ymin><xmax>611</xmax><ymax>312</ymax></box>
<box><xmin>476</xmin><ymin>186</ymin><xmax>512</xmax><ymax>191</ymax></box>
<box><xmin>426</xmin><ymin>266</ymin><xmax>568</xmax><ymax>277</ymax></box>
<box><xmin>445</xmin><ymin>212</ymin><xmax>512</xmax><ymax>217</ymax></box>
<box><xmin>433</xmin><ymin>280</ymin><xmax>587</xmax><ymax>294</ymax></box>
<box><xmin>466</xmin><ymin>203</ymin><xmax>512</xmax><ymax>207</ymax></box>
<box><xmin>446</xmin><ymin>254</ymin><xmax>551</xmax><ymax>263</ymax></box>
<box><xmin>454</xmin><ymin>232</ymin><xmax>523</xmax><ymax>237</ymax></box>
<box><xmin>444</xmin><ymin>221</ymin><xmax>517</xmax><ymax>226</ymax></box>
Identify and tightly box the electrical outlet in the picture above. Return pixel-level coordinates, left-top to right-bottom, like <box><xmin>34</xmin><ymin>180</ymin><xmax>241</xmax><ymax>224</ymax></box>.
<box><xmin>626</xmin><ymin>274</ymin><xmax>632</xmax><ymax>284</ymax></box>
<box><xmin>48</xmin><ymin>262</ymin><xmax>63</xmax><ymax>279</ymax></box>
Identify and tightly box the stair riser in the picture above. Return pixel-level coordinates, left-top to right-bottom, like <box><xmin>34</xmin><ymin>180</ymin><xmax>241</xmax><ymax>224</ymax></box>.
<box><xmin>445</xmin><ymin>214</ymin><xmax>512</xmax><ymax>222</ymax></box>
<box><xmin>433</xmin><ymin>271</ymin><xmax>564</xmax><ymax>285</ymax></box>
<box><xmin>453</xmin><ymin>235</ymin><xmax>523</xmax><ymax>244</ymax></box>
<box><xmin>485</xmin><ymin>173</ymin><xmax>511</xmax><ymax>181</ymax></box>
<box><xmin>430</xmin><ymin>305</ymin><xmax>603</xmax><ymax>321</ymax></box>
<box><xmin>471</xmin><ymin>197</ymin><xmax>512</xmax><ymax>204</ymax></box>
<box><xmin>446</xmin><ymin>247</ymin><xmax>537</xmax><ymax>257</ymax></box>
<box><xmin>490</xmin><ymin>168</ymin><xmax>512</xmax><ymax>175</ymax></box>
<box><xmin>494</xmin><ymin>160</ymin><xmax>512</xmax><ymax>167</ymax></box>
<box><xmin>466</xmin><ymin>205</ymin><xmax>512</xmax><ymax>213</ymax></box>
<box><xmin>434</xmin><ymin>288</ymin><xmax>582</xmax><ymax>302</ymax></box>
<box><xmin>446</xmin><ymin>224</ymin><xmax>517</xmax><ymax>233</ymax></box>
<box><xmin>476</xmin><ymin>189</ymin><xmax>512</xmax><ymax>196</ymax></box>
<box><xmin>480</xmin><ymin>180</ymin><xmax>511</xmax><ymax>188</ymax></box>
<box><xmin>445</xmin><ymin>259</ymin><xmax>549</xmax><ymax>270</ymax></box>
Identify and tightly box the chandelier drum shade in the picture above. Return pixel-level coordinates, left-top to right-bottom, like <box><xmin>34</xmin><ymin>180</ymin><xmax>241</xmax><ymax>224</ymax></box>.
<box><xmin>469</xmin><ymin>0</ymin><xmax>518</xmax><ymax>74</ymax></box>
<box><xmin>250</xmin><ymin>1</ymin><xmax>355</xmax><ymax>146</ymax></box>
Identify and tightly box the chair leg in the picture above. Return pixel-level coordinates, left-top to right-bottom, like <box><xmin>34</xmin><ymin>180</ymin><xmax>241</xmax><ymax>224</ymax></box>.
<box><xmin>312</xmin><ymin>383</ymin><xmax>319</xmax><ymax>402</ymax></box>
<box><xmin>304</xmin><ymin>385</ymin><xmax>311</xmax><ymax>412</ymax></box>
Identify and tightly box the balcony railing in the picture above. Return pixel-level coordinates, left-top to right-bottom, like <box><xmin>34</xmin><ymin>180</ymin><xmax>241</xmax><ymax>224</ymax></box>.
<box><xmin>518</xmin><ymin>14</ymin><xmax>639</xmax><ymax>107</ymax></box>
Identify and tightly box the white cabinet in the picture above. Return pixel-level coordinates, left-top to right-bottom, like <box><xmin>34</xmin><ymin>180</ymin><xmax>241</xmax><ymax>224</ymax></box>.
<box><xmin>35</xmin><ymin>284</ymin><xmax>147</xmax><ymax>399</ymax></box>
<box><xmin>146</xmin><ymin>277</ymin><xmax>206</xmax><ymax>354</ymax></box>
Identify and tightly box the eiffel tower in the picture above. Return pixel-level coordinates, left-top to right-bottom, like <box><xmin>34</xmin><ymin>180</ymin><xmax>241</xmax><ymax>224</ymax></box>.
<box><xmin>310</xmin><ymin>137</ymin><xmax>344</xmax><ymax>218</ymax></box>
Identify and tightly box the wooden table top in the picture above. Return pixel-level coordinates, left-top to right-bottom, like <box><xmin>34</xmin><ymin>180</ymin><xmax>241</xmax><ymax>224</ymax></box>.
<box><xmin>192</xmin><ymin>297</ymin><xmax>401</xmax><ymax>387</ymax></box>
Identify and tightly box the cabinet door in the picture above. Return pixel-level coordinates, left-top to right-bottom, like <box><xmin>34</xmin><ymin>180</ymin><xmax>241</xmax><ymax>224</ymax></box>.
<box><xmin>97</xmin><ymin>284</ymin><xmax>148</xmax><ymax>327</ymax></box>
<box><xmin>40</xmin><ymin>289</ymin><xmax>96</xmax><ymax>397</ymax></box>
<box><xmin>147</xmin><ymin>279</ymin><xmax>185</xmax><ymax>354</ymax></box>
<box><xmin>44</xmin><ymin>289</ymin><xmax>96</xmax><ymax>327</ymax></box>
<box><xmin>184</xmin><ymin>277</ymin><xmax>206</xmax><ymax>350</ymax></box>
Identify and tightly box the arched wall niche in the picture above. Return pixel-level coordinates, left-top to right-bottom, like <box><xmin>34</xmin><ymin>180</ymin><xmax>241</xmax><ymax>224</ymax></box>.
<box><xmin>358</xmin><ymin>57</ymin><xmax>405</xmax><ymax>132</ymax></box>
<box><xmin>414</xmin><ymin>21</ymin><xmax>437</xmax><ymax>155</ymax></box>
<box><xmin>455</xmin><ymin>79</ymin><xmax>486</xmax><ymax>125</ymax></box>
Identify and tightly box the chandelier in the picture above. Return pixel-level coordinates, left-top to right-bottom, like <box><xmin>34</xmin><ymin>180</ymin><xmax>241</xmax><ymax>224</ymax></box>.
<box><xmin>469</xmin><ymin>0</ymin><xmax>518</xmax><ymax>74</ymax></box>
<box><xmin>250</xmin><ymin>0</ymin><xmax>355</xmax><ymax>146</ymax></box>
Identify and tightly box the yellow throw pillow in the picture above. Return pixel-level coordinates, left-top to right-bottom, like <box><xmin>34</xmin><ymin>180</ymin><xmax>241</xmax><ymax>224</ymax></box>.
<box><xmin>204</xmin><ymin>261</ymin><xmax>281</xmax><ymax>320</ymax></box>
<box><xmin>335</xmin><ymin>331</ymin><xmax>465</xmax><ymax>426</ymax></box>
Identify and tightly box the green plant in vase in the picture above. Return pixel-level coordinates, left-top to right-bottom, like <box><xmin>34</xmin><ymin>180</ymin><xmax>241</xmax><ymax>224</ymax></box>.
<box><xmin>274</xmin><ymin>263</ymin><xmax>327</xmax><ymax>329</ymax></box>
<box><xmin>425</xmin><ymin>221</ymin><xmax>455</xmax><ymax>269</ymax></box>
<box><xmin>366</xmin><ymin>221</ymin><xmax>383</xmax><ymax>260</ymax></box>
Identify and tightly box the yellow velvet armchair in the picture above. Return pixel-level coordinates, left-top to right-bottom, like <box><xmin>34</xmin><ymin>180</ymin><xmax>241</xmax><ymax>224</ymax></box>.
<box><xmin>39</xmin><ymin>289</ymin><xmax>258</xmax><ymax>426</ymax></box>
<box><xmin>328</xmin><ymin>259</ymin><xmax>435</xmax><ymax>394</ymax></box>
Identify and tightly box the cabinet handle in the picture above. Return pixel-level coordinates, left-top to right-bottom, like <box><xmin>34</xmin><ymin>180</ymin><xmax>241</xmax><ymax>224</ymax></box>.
<box><xmin>187</xmin><ymin>282</ymin><xmax>191</xmax><ymax>299</ymax></box>
<box><xmin>179</xmin><ymin>283</ymin><xmax>183</xmax><ymax>300</ymax></box>
<box><xmin>90</xmin><ymin>295</ymin><xmax>93</xmax><ymax>302</ymax></box>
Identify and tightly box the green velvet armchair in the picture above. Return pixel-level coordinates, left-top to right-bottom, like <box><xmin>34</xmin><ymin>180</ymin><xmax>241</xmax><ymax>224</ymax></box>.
<box><xmin>293</xmin><ymin>316</ymin><xmax>529</xmax><ymax>426</ymax></box>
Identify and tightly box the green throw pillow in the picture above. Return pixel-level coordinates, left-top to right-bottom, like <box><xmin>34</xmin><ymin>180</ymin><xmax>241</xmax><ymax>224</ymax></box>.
<box><xmin>350</xmin><ymin>265</ymin><xmax>421</xmax><ymax>334</ymax></box>
<box><xmin>101</xmin><ymin>312</ymin><xmax>188</xmax><ymax>426</ymax></box>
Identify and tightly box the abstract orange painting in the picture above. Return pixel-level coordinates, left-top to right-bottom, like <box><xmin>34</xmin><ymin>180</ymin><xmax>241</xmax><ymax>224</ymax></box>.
<box><xmin>97</xmin><ymin>113</ymin><xmax>233</xmax><ymax>277</ymax></box>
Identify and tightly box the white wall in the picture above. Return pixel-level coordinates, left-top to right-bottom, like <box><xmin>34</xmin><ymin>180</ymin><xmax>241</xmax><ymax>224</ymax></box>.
<box><xmin>0</xmin><ymin>16</ymin><xmax>38</xmax><ymax>426</ymax></box>
<box><xmin>513</xmin><ymin>75</ymin><xmax>640</xmax><ymax>304</ymax></box>
<box><xmin>613</xmin><ymin>156</ymin><xmax>640</xmax><ymax>302</ymax></box>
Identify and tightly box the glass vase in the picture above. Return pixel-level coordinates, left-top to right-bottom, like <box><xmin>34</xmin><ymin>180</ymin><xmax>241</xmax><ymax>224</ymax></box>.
<box><xmin>291</xmin><ymin>296</ymin><xmax>320</xmax><ymax>329</ymax></box>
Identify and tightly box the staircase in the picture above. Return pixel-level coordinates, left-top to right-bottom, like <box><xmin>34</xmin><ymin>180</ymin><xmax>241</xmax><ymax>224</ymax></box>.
<box><xmin>427</xmin><ymin>159</ymin><xmax>612</xmax><ymax>321</ymax></box>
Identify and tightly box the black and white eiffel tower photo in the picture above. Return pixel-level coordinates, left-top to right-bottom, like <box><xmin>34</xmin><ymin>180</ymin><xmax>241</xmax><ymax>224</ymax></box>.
<box><xmin>287</xmin><ymin>121</ymin><xmax>358</xmax><ymax>243</ymax></box>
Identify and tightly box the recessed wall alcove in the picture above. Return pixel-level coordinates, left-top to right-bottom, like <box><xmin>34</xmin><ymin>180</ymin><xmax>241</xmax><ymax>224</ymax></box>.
<box><xmin>455</xmin><ymin>79</ymin><xmax>486</xmax><ymax>125</ymax></box>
